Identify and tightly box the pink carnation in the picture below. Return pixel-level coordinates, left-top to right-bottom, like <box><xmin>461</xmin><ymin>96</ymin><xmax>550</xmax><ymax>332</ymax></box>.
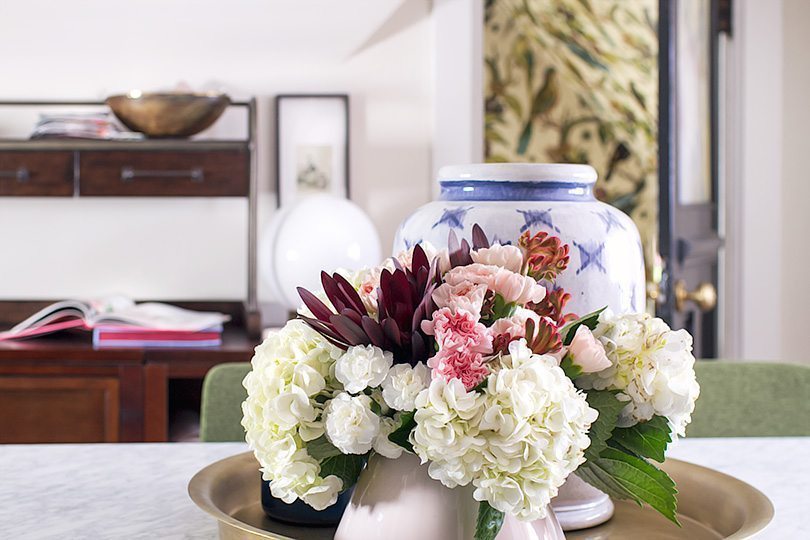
<box><xmin>422</xmin><ymin>307</ymin><xmax>492</xmax><ymax>354</ymax></box>
<box><xmin>471</xmin><ymin>243</ymin><xmax>524</xmax><ymax>273</ymax></box>
<box><xmin>444</xmin><ymin>263</ymin><xmax>546</xmax><ymax>305</ymax></box>
<box><xmin>432</xmin><ymin>281</ymin><xmax>488</xmax><ymax>317</ymax></box>
<box><xmin>428</xmin><ymin>347</ymin><xmax>489</xmax><ymax>390</ymax></box>
<box><xmin>488</xmin><ymin>308</ymin><xmax>541</xmax><ymax>341</ymax></box>
<box><xmin>567</xmin><ymin>326</ymin><xmax>611</xmax><ymax>373</ymax></box>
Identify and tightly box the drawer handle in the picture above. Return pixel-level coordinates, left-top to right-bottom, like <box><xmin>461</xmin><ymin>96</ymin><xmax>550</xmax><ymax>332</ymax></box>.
<box><xmin>120</xmin><ymin>166</ymin><xmax>204</xmax><ymax>183</ymax></box>
<box><xmin>0</xmin><ymin>167</ymin><xmax>30</xmax><ymax>182</ymax></box>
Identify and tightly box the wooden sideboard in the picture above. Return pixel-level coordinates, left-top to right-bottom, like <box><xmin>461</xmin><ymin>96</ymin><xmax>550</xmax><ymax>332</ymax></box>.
<box><xmin>0</xmin><ymin>100</ymin><xmax>262</xmax><ymax>442</ymax></box>
<box><xmin>0</xmin><ymin>302</ymin><xmax>258</xmax><ymax>444</ymax></box>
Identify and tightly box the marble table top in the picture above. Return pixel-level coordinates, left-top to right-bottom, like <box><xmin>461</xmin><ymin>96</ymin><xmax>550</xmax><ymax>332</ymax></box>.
<box><xmin>0</xmin><ymin>437</ymin><xmax>806</xmax><ymax>539</ymax></box>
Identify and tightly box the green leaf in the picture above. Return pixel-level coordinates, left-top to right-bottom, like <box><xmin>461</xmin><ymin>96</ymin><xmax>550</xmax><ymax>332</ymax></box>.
<box><xmin>492</xmin><ymin>293</ymin><xmax>517</xmax><ymax>320</ymax></box>
<box><xmin>609</xmin><ymin>416</ymin><xmax>672</xmax><ymax>463</ymax></box>
<box><xmin>319</xmin><ymin>454</ymin><xmax>366</xmax><ymax>491</ymax></box>
<box><xmin>559</xmin><ymin>353</ymin><xmax>583</xmax><ymax>379</ymax></box>
<box><xmin>483</xmin><ymin>294</ymin><xmax>517</xmax><ymax>325</ymax></box>
<box><xmin>387</xmin><ymin>411</ymin><xmax>416</xmax><ymax>452</ymax></box>
<box><xmin>576</xmin><ymin>448</ymin><xmax>680</xmax><ymax>525</ymax></box>
<box><xmin>306</xmin><ymin>435</ymin><xmax>342</xmax><ymax>460</ymax></box>
<box><xmin>472</xmin><ymin>378</ymin><xmax>489</xmax><ymax>393</ymax></box>
<box><xmin>583</xmin><ymin>390</ymin><xmax>625</xmax><ymax>461</ymax></box>
<box><xmin>474</xmin><ymin>500</ymin><xmax>505</xmax><ymax>540</ymax></box>
<box><xmin>560</xmin><ymin>307</ymin><xmax>606</xmax><ymax>345</ymax></box>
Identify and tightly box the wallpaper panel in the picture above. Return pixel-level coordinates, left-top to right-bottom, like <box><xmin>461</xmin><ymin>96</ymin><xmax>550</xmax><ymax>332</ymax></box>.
<box><xmin>484</xmin><ymin>0</ymin><xmax>659</xmax><ymax>258</ymax></box>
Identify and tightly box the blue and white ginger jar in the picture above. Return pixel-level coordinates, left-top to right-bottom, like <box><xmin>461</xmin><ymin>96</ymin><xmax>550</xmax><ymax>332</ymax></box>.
<box><xmin>393</xmin><ymin>163</ymin><xmax>645</xmax><ymax>317</ymax></box>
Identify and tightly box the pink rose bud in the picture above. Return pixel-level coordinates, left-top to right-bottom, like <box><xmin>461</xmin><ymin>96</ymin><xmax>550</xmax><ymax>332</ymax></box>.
<box><xmin>568</xmin><ymin>326</ymin><xmax>611</xmax><ymax>373</ymax></box>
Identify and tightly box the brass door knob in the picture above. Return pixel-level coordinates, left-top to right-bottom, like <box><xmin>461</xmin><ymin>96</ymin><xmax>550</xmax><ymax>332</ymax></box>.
<box><xmin>674</xmin><ymin>280</ymin><xmax>717</xmax><ymax>312</ymax></box>
<box><xmin>646</xmin><ymin>281</ymin><xmax>662</xmax><ymax>304</ymax></box>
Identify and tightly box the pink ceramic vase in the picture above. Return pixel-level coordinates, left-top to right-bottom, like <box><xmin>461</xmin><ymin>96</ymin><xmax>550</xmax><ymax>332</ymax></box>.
<box><xmin>334</xmin><ymin>452</ymin><xmax>565</xmax><ymax>540</ymax></box>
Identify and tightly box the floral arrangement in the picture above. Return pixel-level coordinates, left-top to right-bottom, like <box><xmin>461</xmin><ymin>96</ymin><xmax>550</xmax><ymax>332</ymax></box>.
<box><xmin>242</xmin><ymin>225</ymin><xmax>700</xmax><ymax>539</ymax></box>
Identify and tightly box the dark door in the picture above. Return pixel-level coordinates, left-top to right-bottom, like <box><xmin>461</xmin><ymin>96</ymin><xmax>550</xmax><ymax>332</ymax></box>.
<box><xmin>656</xmin><ymin>0</ymin><xmax>725</xmax><ymax>358</ymax></box>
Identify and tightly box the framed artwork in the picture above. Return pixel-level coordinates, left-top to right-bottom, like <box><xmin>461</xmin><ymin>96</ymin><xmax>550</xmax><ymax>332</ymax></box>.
<box><xmin>275</xmin><ymin>94</ymin><xmax>350</xmax><ymax>207</ymax></box>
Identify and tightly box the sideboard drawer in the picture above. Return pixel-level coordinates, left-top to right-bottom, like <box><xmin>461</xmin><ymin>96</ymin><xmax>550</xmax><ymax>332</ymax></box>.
<box><xmin>79</xmin><ymin>150</ymin><xmax>249</xmax><ymax>196</ymax></box>
<box><xmin>0</xmin><ymin>376</ymin><xmax>120</xmax><ymax>443</ymax></box>
<box><xmin>0</xmin><ymin>151</ymin><xmax>74</xmax><ymax>196</ymax></box>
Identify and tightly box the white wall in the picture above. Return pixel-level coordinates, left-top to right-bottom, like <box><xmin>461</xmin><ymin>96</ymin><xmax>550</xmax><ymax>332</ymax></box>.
<box><xmin>0</xmin><ymin>0</ymin><xmax>433</xmax><ymax>302</ymax></box>
<box><xmin>726</xmin><ymin>0</ymin><xmax>810</xmax><ymax>363</ymax></box>
<box><xmin>725</xmin><ymin>0</ymin><xmax>784</xmax><ymax>360</ymax></box>
<box><xmin>431</xmin><ymin>0</ymin><xmax>483</xmax><ymax>185</ymax></box>
<box><xmin>781</xmin><ymin>0</ymin><xmax>810</xmax><ymax>363</ymax></box>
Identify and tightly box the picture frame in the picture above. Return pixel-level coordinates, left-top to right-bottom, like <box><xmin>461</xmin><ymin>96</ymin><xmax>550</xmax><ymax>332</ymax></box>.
<box><xmin>274</xmin><ymin>94</ymin><xmax>350</xmax><ymax>207</ymax></box>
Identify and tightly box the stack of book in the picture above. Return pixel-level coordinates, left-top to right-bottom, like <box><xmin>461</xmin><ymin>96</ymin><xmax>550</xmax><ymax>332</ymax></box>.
<box><xmin>0</xmin><ymin>296</ymin><xmax>229</xmax><ymax>348</ymax></box>
<box><xmin>30</xmin><ymin>112</ymin><xmax>143</xmax><ymax>141</ymax></box>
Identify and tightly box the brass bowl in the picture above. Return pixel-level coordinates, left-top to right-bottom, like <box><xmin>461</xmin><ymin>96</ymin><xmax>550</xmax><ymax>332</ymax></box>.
<box><xmin>106</xmin><ymin>92</ymin><xmax>230</xmax><ymax>138</ymax></box>
<box><xmin>189</xmin><ymin>453</ymin><xmax>774</xmax><ymax>540</ymax></box>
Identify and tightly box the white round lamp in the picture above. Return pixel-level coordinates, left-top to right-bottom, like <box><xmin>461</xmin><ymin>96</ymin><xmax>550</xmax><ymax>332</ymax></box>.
<box><xmin>262</xmin><ymin>194</ymin><xmax>382</xmax><ymax>311</ymax></box>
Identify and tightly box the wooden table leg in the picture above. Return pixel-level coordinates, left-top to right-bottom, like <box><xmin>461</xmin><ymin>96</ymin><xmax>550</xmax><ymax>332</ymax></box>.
<box><xmin>143</xmin><ymin>363</ymin><xmax>169</xmax><ymax>442</ymax></box>
<box><xmin>118</xmin><ymin>364</ymin><xmax>144</xmax><ymax>442</ymax></box>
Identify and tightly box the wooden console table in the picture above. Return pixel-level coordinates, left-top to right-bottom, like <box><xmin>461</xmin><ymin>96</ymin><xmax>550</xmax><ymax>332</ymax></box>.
<box><xmin>0</xmin><ymin>99</ymin><xmax>263</xmax><ymax>443</ymax></box>
<box><xmin>0</xmin><ymin>302</ymin><xmax>258</xmax><ymax>444</ymax></box>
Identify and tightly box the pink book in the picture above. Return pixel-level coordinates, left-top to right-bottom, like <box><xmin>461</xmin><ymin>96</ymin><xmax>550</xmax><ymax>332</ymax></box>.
<box><xmin>0</xmin><ymin>297</ymin><xmax>230</xmax><ymax>342</ymax></box>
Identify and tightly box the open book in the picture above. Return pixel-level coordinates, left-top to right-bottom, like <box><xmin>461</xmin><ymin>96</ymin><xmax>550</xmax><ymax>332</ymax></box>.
<box><xmin>0</xmin><ymin>296</ymin><xmax>230</xmax><ymax>341</ymax></box>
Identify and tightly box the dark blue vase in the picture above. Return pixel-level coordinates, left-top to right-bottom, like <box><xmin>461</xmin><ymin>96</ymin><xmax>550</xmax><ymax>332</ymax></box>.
<box><xmin>260</xmin><ymin>479</ymin><xmax>352</xmax><ymax>526</ymax></box>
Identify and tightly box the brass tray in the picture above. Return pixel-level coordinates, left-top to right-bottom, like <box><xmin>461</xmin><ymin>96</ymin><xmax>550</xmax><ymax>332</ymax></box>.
<box><xmin>188</xmin><ymin>452</ymin><xmax>773</xmax><ymax>540</ymax></box>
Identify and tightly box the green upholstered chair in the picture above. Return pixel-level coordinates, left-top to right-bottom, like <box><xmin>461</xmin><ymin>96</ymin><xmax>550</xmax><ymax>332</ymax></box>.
<box><xmin>199</xmin><ymin>361</ymin><xmax>810</xmax><ymax>442</ymax></box>
<box><xmin>687</xmin><ymin>361</ymin><xmax>810</xmax><ymax>437</ymax></box>
<box><xmin>200</xmin><ymin>362</ymin><xmax>251</xmax><ymax>442</ymax></box>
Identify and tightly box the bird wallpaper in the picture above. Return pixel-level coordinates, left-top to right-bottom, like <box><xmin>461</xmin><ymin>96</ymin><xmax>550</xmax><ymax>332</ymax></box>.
<box><xmin>484</xmin><ymin>0</ymin><xmax>659</xmax><ymax>269</ymax></box>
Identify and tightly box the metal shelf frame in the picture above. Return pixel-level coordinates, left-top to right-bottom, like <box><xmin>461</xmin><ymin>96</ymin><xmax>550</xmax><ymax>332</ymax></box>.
<box><xmin>0</xmin><ymin>98</ymin><xmax>261</xmax><ymax>334</ymax></box>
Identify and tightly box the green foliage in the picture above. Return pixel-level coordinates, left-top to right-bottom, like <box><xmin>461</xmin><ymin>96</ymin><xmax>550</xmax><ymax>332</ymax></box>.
<box><xmin>490</xmin><ymin>293</ymin><xmax>518</xmax><ymax>321</ymax></box>
<box><xmin>560</xmin><ymin>307</ymin><xmax>606</xmax><ymax>345</ymax></box>
<box><xmin>610</xmin><ymin>416</ymin><xmax>672</xmax><ymax>463</ymax></box>
<box><xmin>576</xmin><ymin>448</ymin><xmax>680</xmax><ymax>525</ymax></box>
<box><xmin>579</xmin><ymin>393</ymin><xmax>680</xmax><ymax>524</ymax></box>
<box><xmin>387</xmin><ymin>411</ymin><xmax>416</xmax><ymax>452</ymax></box>
<box><xmin>474</xmin><ymin>500</ymin><xmax>505</xmax><ymax>540</ymax></box>
<box><xmin>560</xmin><ymin>353</ymin><xmax>583</xmax><ymax>379</ymax></box>
<box><xmin>583</xmin><ymin>390</ymin><xmax>624</xmax><ymax>461</ymax></box>
<box><xmin>306</xmin><ymin>435</ymin><xmax>342</xmax><ymax>460</ymax></box>
<box><xmin>319</xmin><ymin>454</ymin><xmax>366</xmax><ymax>492</ymax></box>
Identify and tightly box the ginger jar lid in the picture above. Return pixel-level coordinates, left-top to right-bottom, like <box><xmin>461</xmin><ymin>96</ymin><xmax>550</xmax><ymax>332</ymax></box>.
<box><xmin>438</xmin><ymin>163</ymin><xmax>597</xmax><ymax>184</ymax></box>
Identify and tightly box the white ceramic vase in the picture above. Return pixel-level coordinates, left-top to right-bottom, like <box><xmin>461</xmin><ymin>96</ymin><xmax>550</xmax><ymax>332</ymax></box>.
<box><xmin>334</xmin><ymin>452</ymin><xmax>565</xmax><ymax>540</ymax></box>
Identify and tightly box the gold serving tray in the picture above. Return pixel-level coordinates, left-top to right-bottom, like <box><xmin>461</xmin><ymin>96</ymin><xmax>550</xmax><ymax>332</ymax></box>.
<box><xmin>188</xmin><ymin>452</ymin><xmax>773</xmax><ymax>540</ymax></box>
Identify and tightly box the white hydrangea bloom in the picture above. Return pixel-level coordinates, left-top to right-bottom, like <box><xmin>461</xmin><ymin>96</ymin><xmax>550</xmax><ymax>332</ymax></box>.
<box><xmin>242</xmin><ymin>320</ymin><xmax>344</xmax><ymax>508</ymax></box>
<box><xmin>372</xmin><ymin>416</ymin><xmax>404</xmax><ymax>459</ymax></box>
<box><xmin>381</xmin><ymin>362</ymin><xmax>430</xmax><ymax>412</ymax></box>
<box><xmin>335</xmin><ymin>344</ymin><xmax>393</xmax><ymax>394</ymax></box>
<box><xmin>301</xmin><ymin>475</ymin><xmax>343</xmax><ymax>510</ymax></box>
<box><xmin>410</xmin><ymin>377</ymin><xmax>487</xmax><ymax>488</ymax></box>
<box><xmin>473</xmin><ymin>340</ymin><xmax>597</xmax><ymax>520</ymax></box>
<box><xmin>267</xmin><ymin>449</ymin><xmax>342</xmax><ymax>510</ymax></box>
<box><xmin>411</xmin><ymin>339</ymin><xmax>596</xmax><ymax>521</ymax></box>
<box><xmin>324</xmin><ymin>392</ymin><xmax>381</xmax><ymax>454</ymax></box>
<box><xmin>578</xmin><ymin>311</ymin><xmax>701</xmax><ymax>437</ymax></box>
